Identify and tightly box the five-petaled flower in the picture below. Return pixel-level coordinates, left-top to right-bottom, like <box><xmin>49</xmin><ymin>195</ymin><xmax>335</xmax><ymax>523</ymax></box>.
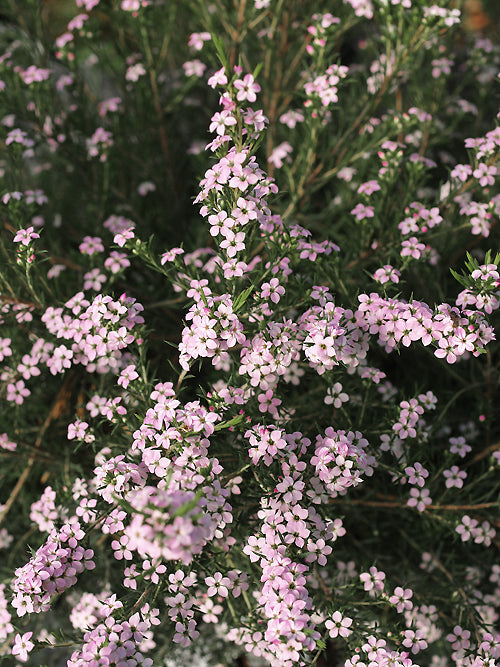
<box><xmin>12</xmin><ymin>632</ymin><xmax>34</xmax><ymax>662</ymax></box>
<box><xmin>325</xmin><ymin>611</ymin><xmax>353</xmax><ymax>638</ymax></box>
<box><xmin>13</xmin><ymin>226</ymin><xmax>40</xmax><ymax>245</ymax></box>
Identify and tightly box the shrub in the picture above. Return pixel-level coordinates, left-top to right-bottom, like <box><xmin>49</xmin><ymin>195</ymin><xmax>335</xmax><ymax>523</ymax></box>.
<box><xmin>0</xmin><ymin>1</ymin><xmax>499</xmax><ymax>665</ymax></box>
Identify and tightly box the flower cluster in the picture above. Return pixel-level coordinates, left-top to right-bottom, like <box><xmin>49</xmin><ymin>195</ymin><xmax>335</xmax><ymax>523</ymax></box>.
<box><xmin>11</xmin><ymin>519</ymin><xmax>95</xmax><ymax>616</ymax></box>
<box><xmin>41</xmin><ymin>292</ymin><xmax>144</xmax><ymax>375</ymax></box>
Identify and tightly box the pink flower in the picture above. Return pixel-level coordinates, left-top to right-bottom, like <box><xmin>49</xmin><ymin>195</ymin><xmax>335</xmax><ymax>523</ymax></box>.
<box><xmin>117</xmin><ymin>364</ymin><xmax>139</xmax><ymax>388</ymax></box>
<box><xmin>121</xmin><ymin>0</ymin><xmax>149</xmax><ymax>10</ymax></box>
<box><xmin>373</xmin><ymin>265</ymin><xmax>400</xmax><ymax>284</ymax></box>
<box><xmin>5</xmin><ymin>131</ymin><xmax>33</xmax><ymax>147</ymax></box>
<box><xmin>137</xmin><ymin>180</ymin><xmax>155</xmax><ymax>195</ymax></box>
<box><xmin>173</xmin><ymin>619</ymin><xmax>199</xmax><ymax>646</ymax></box>
<box><xmin>161</xmin><ymin>247</ymin><xmax>184</xmax><ymax>264</ymax></box>
<box><xmin>360</xmin><ymin>566</ymin><xmax>385</xmax><ymax>593</ymax></box>
<box><xmin>401</xmin><ymin>237</ymin><xmax>426</xmax><ymax>259</ymax></box>
<box><xmin>188</xmin><ymin>32</ymin><xmax>211</xmax><ymax>51</ymax></box>
<box><xmin>325</xmin><ymin>611</ymin><xmax>353</xmax><ymax>638</ymax></box>
<box><xmin>443</xmin><ymin>465</ymin><xmax>467</xmax><ymax>488</ymax></box>
<box><xmin>404</xmin><ymin>463</ymin><xmax>429</xmax><ymax>487</ymax></box>
<box><xmin>351</xmin><ymin>203</ymin><xmax>374</xmax><ymax>220</ymax></box>
<box><xmin>234</xmin><ymin>74</ymin><xmax>261</xmax><ymax>102</ymax></box>
<box><xmin>434</xmin><ymin>336</ymin><xmax>458</xmax><ymax>364</ymax></box>
<box><xmin>268</xmin><ymin>142</ymin><xmax>292</xmax><ymax>168</ymax></box>
<box><xmin>13</xmin><ymin>226</ymin><xmax>40</xmax><ymax>245</ymax></box>
<box><xmin>220</xmin><ymin>229</ymin><xmax>245</xmax><ymax>257</ymax></box>
<box><xmin>407</xmin><ymin>487</ymin><xmax>432</xmax><ymax>512</ymax></box>
<box><xmin>76</xmin><ymin>0</ymin><xmax>101</xmax><ymax>11</ymax></box>
<box><xmin>6</xmin><ymin>380</ymin><xmax>30</xmax><ymax>405</ymax></box>
<box><xmin>86</xmin><ymin>127</ymin><xmax>113</xmax><ymax>160</ymax></box>
<box><xmin>209</xmin><ymin>110</ymin><xmax>237</xmax><ymax>136</ymax></box>
<box><xmin>205</xmin><ymin>572</ymin><xmax>231</xmax><ymax>597</ymax></box>
<box><xmin>79</xmin><ymin>236</ymin><xmax>104</xmax><ymax>255</ymax></box>
<box><xmin>324</xmin><ymin>382</ymin><xmax>349</xmax><ymax>408</ymax></box>
<box><xmin>473</xmin><ymin>163</ymin><xmax>497</xmax><ymax>187</ymax></box>
<box><xmin>11</xmin><ymin>632</ymin><xmax>34</xmax><ymax>662</ymax></box>
<box><xmin>358</xmin><ymin>179</ymin><xmax>381</xmax><ymax>195</ymax></box>
<box><xmin>451</xmin><ymin>164</ymin><xmax>472</xmax><ymax>182</ymax></box>
<box><xmin>402</xmin><ymin>629</ymin><xmax>428</xmax><ymax>654</ymax></box>
<box><xmin>456</xmin><ymin>515</ymin><xmax>477</xmax><ymax>542</ymax></box>
<box><xmin>67</xmin><ymin>419</ymin><xmax>89</xmax><ymax>440</ymax></box>
<box><xmin>389</xmin><ymin>586</ymin><xmax>413</xmax><ymax>613</ymax></box>
<box><xmin>207</xmin><ymin>67</ymin><xmax>228</xmax><ymax>88</ymax></box>
<box><xmin>279</xmin><ymin>109</ymin><xmax>304</xmax><ymax>127</ymax></box>
<box><xmin>0</xmin><ymin>338</ymin><xmax>12</xmax><ymax>361</ymax></box>
<box><xmin>431</xmin><ymin>57</ymin><xmax>453</xmax><ymax>78</ymax></box>
<box><xmin>83</xmin><ymin>268</ymin><xmax>106</xmax><ymax>291</ymax></box>
<box><xmin>261</xmin><ymin>278</ymin><xmax>285</xmax><ymax>304</ymax></box>
<box><xmin>20</xmin><ymin>66</ymin><xmax>51</xmax><ymax>84</ymax></box>
<box><xmin>104</xmin><ymin>251</ymin><xmax>130</xmax><ymax>273</ymax></box>
<box><xmin>257</xmin><ymin>389</ymin><xmax>282</xmax><ymax>416</ymax></box>
<box><xmin>449</xmin><ymin>436</ymin><xmax>471</xmax><ymax>457</ymax></box>
<box><xmin>0</xmin><ymin>433</ymin><xmax>17</xmax><ymax>451</ymax></box>
<box><xmin>183</xmin><ymin>59</ymin><xmax>206</xmax><ymax>78</ymax></box>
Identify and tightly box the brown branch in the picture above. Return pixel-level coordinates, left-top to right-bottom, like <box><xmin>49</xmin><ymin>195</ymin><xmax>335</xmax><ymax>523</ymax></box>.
<box><xmin>331</xmin><ymin>496</ymin><xmax>498</xmax><ymax>512</ymax></box>
<box><xmin>0</xmin><ymin>371</ymin><xmax>77</xmax><ymax>526</ymax></box>
<box><xmin>139</xmin><ymin>22</ymin><xmax>179</xmax><ymax>208</ymax></box>
<box><xmin>465</xmin><ymin>440</ymin><xmax>500</xmax><ymax>467</ymax></box>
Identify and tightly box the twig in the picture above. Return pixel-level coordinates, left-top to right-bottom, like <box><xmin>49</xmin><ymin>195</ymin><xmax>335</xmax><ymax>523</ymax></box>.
<box><xmin>429</xmin><ymin>551</ymin><xmax>482</xmax><ymax>644</ymax></box>
<box><xmin>0</xmin><ymin>372</ymin><xmax>76</xmax><ymax>526</ymax></box>
<box><xmin>330</xmin><ymin>496</ymin><xmax>498</xmax><ymax>511</ymax></box>
<box><xmin>465</xmin><ymin>441</ymin><xmax>500</xmax><ymax>467</ymax></box>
